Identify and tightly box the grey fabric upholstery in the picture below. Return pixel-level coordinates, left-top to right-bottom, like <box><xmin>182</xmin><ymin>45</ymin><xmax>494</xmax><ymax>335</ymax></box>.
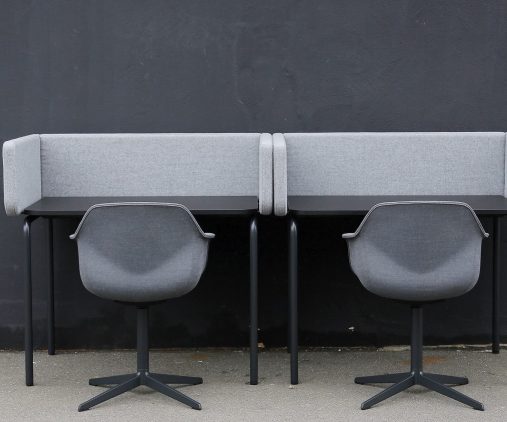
<box><xmin>274</xmin><ymin>132</ymin><xmax>507</xmax><ymax>216</ymax></box>
<box><xmin>2</xmin><ymin>135</ymin><xmax>42</xmax><ymax>216</ymax></box>
<box><xmin>343</xmin><ymin>201</ymin><xmax>488</xmax><ymax>302</ymax></box>
<box><xmin>3</xmin><ymin>133</ymin><xmax>273</xmax><ymax>215</ymax></box>
<box><xmin>273</xmin><ymin>133</ymin><xmax>287</xmax><ymax>216</ymax></box>
<box><xmin>70</xmin><ymin>203</ymin><xmax>214</xmax><ymax>303</ymax></box>
<box><xmin>259</xmin><ymin>133</ymin><xmax>274</xmax><ymax>215</ymax></box>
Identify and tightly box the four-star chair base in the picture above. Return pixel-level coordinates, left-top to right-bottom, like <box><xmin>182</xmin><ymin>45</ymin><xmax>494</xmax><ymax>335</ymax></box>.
<box><xmin>78</xmin><ymin>306</ymin><xmax>202</xmax><ymax>412</ymax></box>
<box><xmin>79</xmin><ymin>371</ymin><xmax>202</xmax><ymax>412</ymax></box>
<box><xmin>355</xmin><ymin>305</ymin><xmax>484</xmax><ymax>411</ymax></box>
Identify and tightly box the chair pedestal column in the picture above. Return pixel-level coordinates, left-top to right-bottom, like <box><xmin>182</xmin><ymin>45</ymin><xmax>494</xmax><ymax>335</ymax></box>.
<box><xmin>410</xmin><ymin>305</ymin><xmax>423</xmax><ymax>377</ymax></box>
<box><xmin>78</xmin><ymin>306</ymin><xmax>203</xmax><ymax>412</ymax></box>
<box><xmin>355</xmin><ymin>305</ymin><xmax>484</xmax><ymax>411</ymax></box>
<box><xmin>137</xmin><ymin>306</ymin><xmax>149</xmax><ymax>373</ymax></box>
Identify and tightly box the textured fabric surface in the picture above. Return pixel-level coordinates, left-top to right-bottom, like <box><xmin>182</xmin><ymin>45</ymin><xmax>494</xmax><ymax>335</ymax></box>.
<box><xmin>273</xmin><ymin>133</ymin><xmax>287</xmax><ymax>216</ymax></box>
<box><xmin>2</xmin><ymin>134</ymin><xmax>42</xmax><ymax>216</ymax></box>
<box><xmin>258</xmin><ymin>133</ymin><xmax>273</xmax><ymax>215</ymax></box>
<box><xmin>344</xmin><ymin>202</ymin><xmax>487</xmax><ymax>302</ymax></box>
<box><xmin>284</xmin><ymin>132</ymin><xmax>506</xmax><ymax>196</ymax></box>
<box><xmin>40</xmin><ymin>133</ymin><xmax>261</xmax><ymax>197</ymax></box>
<box><xmin>71</xmin><ymin>203</ymin><xmax>212</xmax><ymax>303</ymax></box>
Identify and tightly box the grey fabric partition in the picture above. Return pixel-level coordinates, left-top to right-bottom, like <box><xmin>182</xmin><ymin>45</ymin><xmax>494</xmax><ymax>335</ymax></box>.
<box><xmin>2</xmin><ymin>134</ymin><xmax>42</xmax><ymax>216</ymax></box>
<box><xmin>7</xmin><ymin>132</ymin><xmax>506</xmax><ymax>218</ymax></box>
<box><xmin>273</xmin><ymin>132</ymin><xmax>507</xmax><ymax>216</ymax></box>
<box><xmin>3</xmin><ymin>133</ymin><xmax>273</xmax><ymax>216</ymax></box>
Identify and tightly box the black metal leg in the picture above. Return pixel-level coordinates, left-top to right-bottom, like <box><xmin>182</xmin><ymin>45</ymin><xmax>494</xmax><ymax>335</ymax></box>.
<box><xmin>144</xmin><ymin>375</ymin><xmax>202</xmax><ymax>410</ymax></box>
<box><xmin>493</xmin><ymin>216</ymin><xmax>501</xmax><ymax>354</ymax></box>
<box><xmin>79</xmin><ymin>376</ymin><xmax>141</xmax><ymax>411</ymax></box>
<box><xmin>150</xmin><ymin>373</ymin><xmax>203</xmax><ymax>385</ymax></box>
<box><xmin>89</xmin><ymin>374</ymin><xmax>136</xmax><ymax>386</ymax></box>
<box><xmin>423</xmin><ymin>373</ymin><xmax>468</xmax><ymax>385</ymax></box>
<box><xmin>361</xmin><ymin>376</ymin><xmax>414</xmax><ymax>410</ymax></box>
<box><xmin>289</xmin><ymin>216</ymin><xmax>298</xmax><ymax>385</ymax></box>
<box><xmin>47</xmin><ymin>218</ymin><xmax>55</xmax><ymax>356</ymax></box>
<box><xmin>24</xmin><ymin>216</ymin><xmax>36</xmax><ymax>386</ymax></box>
<box><xmin>355</xmin><ymin>373</ymin><xmax>410</xmax><ymax>385</ymax></box>
<box><xmin>419</xmin><ymin>375</ymin><xmax>484</xmax><ymax>411</ymax></box>
<box><xmin>249</xmin><ymin>216</ymin><xmax>258</xmax><ymax>385</ymax></box>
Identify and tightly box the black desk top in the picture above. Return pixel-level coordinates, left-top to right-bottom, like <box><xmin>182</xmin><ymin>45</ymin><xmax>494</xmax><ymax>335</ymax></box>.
<box><xmin>288</xmin><ymin>195</ymin><xmax>507</xmax><ymax>216</ymax></box>
<box><xmin>24</xmin><ymin>196</ymin><xmax>258</xmax><ymax>216</ymax></box>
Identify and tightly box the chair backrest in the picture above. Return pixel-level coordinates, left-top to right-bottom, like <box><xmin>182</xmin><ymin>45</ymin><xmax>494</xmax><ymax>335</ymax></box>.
<box><xmin>274</xmin><ymin>132</ymin><xmax>507</xmax><ymax>215</ymax></box>
<box><xmin>343</xmin><ymin>201</ymin><xmax>488</xmax><ymax>302</ymax></box>
<box><xmin>70</xmin><ymin>202</ymin><xmax>214</xmax><ymax>303</ymax></box>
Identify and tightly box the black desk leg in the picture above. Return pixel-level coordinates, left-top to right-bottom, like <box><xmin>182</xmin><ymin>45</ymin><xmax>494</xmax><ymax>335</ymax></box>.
<box><xmin>24</xmin><ymin>216</ymin><xmax>36</xmax><ymax>386</ymax></box>
<box><xmin>249</xmin><ymin>216</ymin><xmax>258</xmax><ymax>385</ymax></box>
<box><xmin>47</xmin><ymin>218</ymin><xmax>55</xmax><ymax>356</ymax></box>
<box><xmin>289</xmin><ymin>217</ymin><xmax>298</xmax><ymax>385</ymax></box>
<box><xmin>493</xmin><ymin>216</ymin><xmax>502</xmax><ymax>354</ymax></box>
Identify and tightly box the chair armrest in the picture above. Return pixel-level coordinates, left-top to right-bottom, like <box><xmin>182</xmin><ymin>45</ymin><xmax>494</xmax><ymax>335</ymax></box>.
<box><xmin>258</xmin><ymin>133</ymin><xmax>273</xmax><ymax>215</ymax></box>
<box><xmin>273</xmin><ymin>133</ymin><xmax>287</xmax><ymax>216</ymax></box>
<box><xmin>342</xmin><ymin>233</ymin><xmax>357</xmax><ymax>239</ymax></box>
<box><xmin>3</xmin><ymin>134</ymin><xmax>42</xmax><ymax>216</ymax></box>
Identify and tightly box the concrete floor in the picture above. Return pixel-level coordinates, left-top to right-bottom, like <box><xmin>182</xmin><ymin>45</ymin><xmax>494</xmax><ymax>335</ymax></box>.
<box><xmin>1</xmin><ymin>348</ymin><xmax>506</xmax><ymax>421</ymax></box>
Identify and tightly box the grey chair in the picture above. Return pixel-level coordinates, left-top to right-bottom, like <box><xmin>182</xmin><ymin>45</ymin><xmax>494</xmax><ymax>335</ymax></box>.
<box><xmin>70</xmin><ymin>202</ymin><xmax>214</xmax><ymax>412</ymax></box>
<box><xmin>343</xmin><ymin>201</ymin><xmax>488</xmax><ymax>411</ymax></box>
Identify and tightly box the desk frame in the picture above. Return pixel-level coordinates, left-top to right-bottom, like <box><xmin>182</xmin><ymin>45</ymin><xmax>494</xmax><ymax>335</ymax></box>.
<box><xmin>22</xmin><ymin>196</ymin><xmax>260</xmax><ymax>386</ymax></box>
<box><xmin>287</xmin><ymin>195</ymin><xmax>506</xmax><ymax>385</ymax></box>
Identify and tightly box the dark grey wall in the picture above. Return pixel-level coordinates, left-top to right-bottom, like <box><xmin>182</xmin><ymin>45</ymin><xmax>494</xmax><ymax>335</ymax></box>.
<box><xmin>1</xmin><ymin>0</ymin><xmax>507</xmax><ymax>350</ymax></box>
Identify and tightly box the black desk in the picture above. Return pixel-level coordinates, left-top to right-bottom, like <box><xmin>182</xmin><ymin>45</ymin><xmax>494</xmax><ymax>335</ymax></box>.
<box><xmin>287</xmin><ymin>195</ymin><xmax>507</xmax><ymax>385</ymax></box>
<box><xmin>22</xmin><ymin>196</ymin><xmax>260</xmax><ymax>386</ymax></box>
<box><xmin>25</xmin><ymin>196</ymin><xmax>258</xmax><ymax>216</ymax></box>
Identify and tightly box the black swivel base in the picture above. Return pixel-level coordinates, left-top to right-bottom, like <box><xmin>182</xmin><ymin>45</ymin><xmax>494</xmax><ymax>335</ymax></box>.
<box><xmin>78</xmin><ymin>306</ymin><xmax>202</xmax><ymax>412</ymax></box>
<box><xmin>355</xmin><ymin>305</ymin><xmax>484</xmax><ymax>411</ymax></box>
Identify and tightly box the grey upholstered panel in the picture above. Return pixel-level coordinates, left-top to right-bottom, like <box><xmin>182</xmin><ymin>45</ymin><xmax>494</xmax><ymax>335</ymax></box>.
<box><xmin>273</xmin><ymin>133</ymin><xmax>288</xmax><ymax>216</ymax></box>
<box><xmin>285</xmin><ymin>132</ymin><xmax>506</xmax><ymax>196</ymax></box>
<box><xmin>70</xmin><ymin>203</ymin><xmax>213</xmax><ymax>303</ymax></box>
<box><xmin>3</xmin><ymin>134</ymin><xmax>42</xmax><ymax>216</ymax></box>
<box><xmin>344</xmin><ymin>202</ymin><xmax>488</xmax><ymax>302</ymax></box>
<box><xmin>40</xmin><ymin>133</ymin><xmax>267</xmax><ymax>210</ymax></box>
<box><xmin>259</xmin><ymin>133</ymin><xmax>273</xmax><ymax>215</ymax></box>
